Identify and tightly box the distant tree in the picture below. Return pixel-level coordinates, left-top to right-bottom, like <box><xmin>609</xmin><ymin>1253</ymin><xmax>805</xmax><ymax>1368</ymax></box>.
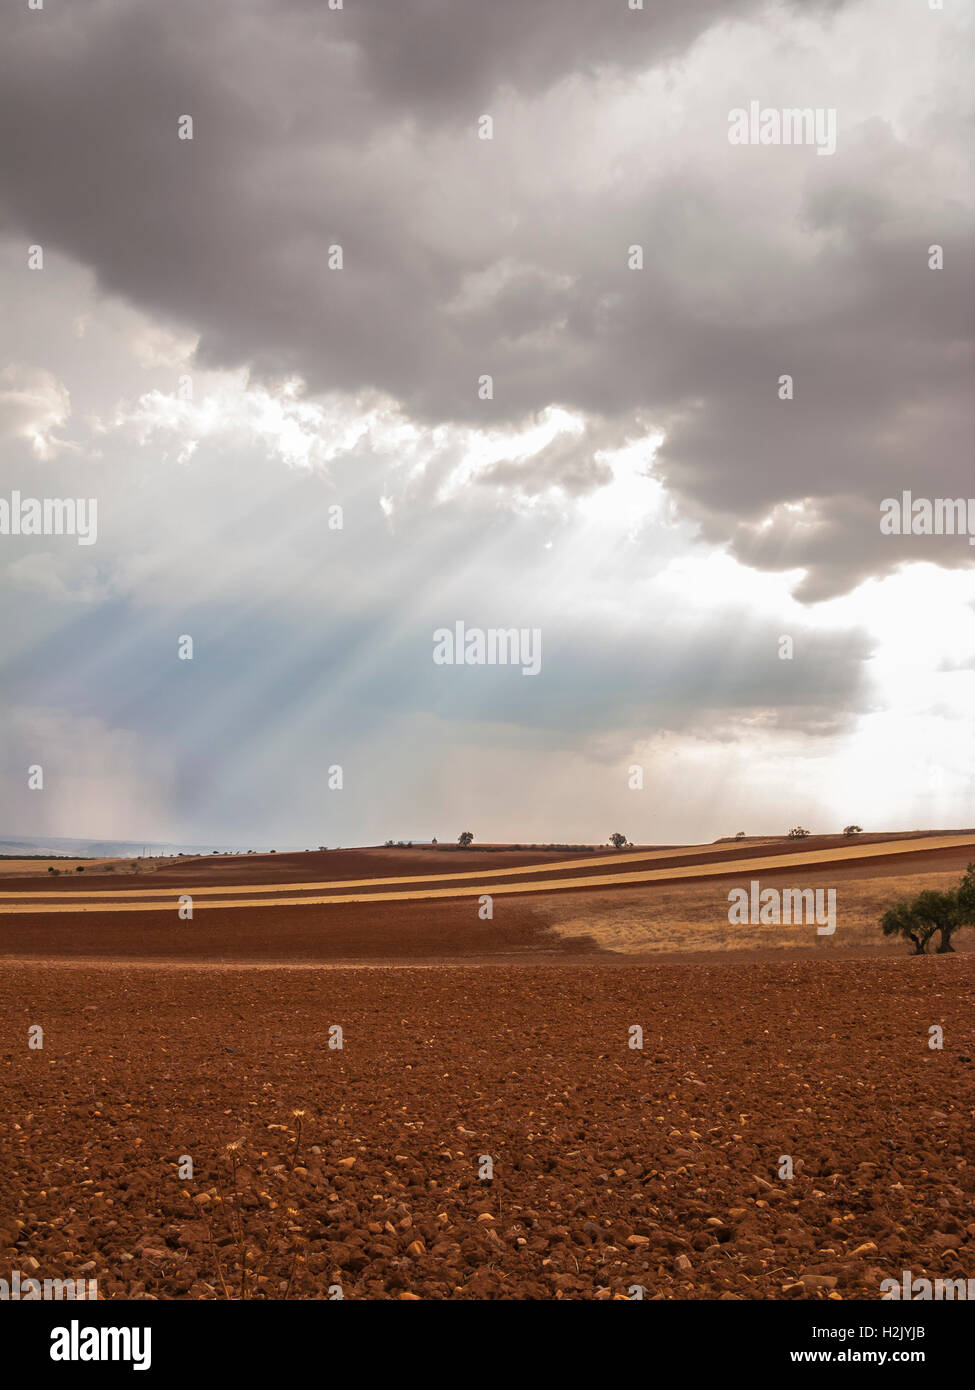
<box><xmin>881</xmin><ymin>900</ymin><xmax>935</xmax><ymax>955</ymax></box>
<box><xmin>881</xmin><ymin>887</ymin><xmax>965</xmax><ymax>955</ymax></box>
<box><xmin>609</xmin><ymin>832</ymin><xmax>628</xmax><ymax>849</ymax></box>
<box><xmin>914</xmin><ymin>888</ymin><xmax>965</xmax><ymax>954</ymax></box>
<box><xmin>76</xmin><ymin>865</ymin><xmax>85</xmax><ymax>872</ymax></box>
<box><xmin>957</xmin><ymin>862</ymin><xmax>975</xmax><ymax>922</ymax></box>
<box><xmin>787</xmin><ymin>826</ymin><xmax>810</xmax><ymax>839</ymax></box>
<box><xmin>735</xmin><ymin>831</ymin><xmax>746</xmax><ymax>840</ymax></box>
<box><xmin>843</xmin><ymin>825</ymin><xmax>863</xmax><ymax>837</ymax></box>
<box><xmin>318</xmin><ymin>845</ymin><xmax>327</xmax><ymax>851</ymax></box>
<box><xmin>458</xmin><ymin>831</ymin><xmax>474</xmax><ymax>847</ymax></box>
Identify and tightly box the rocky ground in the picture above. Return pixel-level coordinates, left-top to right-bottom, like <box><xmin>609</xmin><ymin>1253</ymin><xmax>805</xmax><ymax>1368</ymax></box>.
<box><xmin>1</xmin><ymin>955</ymin><xmax>971</xmax><ymax>1299</ymax></box>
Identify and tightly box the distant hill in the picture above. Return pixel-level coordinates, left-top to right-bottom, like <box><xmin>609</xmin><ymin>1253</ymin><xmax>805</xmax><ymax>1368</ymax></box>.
<box><xmin>0</xmin><ymin>834</ymin><xmax>308</xmax><ymax>859</ymax></box>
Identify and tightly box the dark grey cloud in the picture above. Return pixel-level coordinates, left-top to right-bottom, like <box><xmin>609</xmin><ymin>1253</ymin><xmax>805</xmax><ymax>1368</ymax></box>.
<box><xmin>1</xmin><ymin>0</ymin><xmax>970</xmax><ymax>606</ymax></box>
<box><xmin>335</xmin><ymin>0</ymin><xmax>769</xmax><ymax>115</ymax></box>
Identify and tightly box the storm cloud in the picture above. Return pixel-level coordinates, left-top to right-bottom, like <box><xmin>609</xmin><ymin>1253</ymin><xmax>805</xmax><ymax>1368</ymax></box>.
<box><xmin>3</xmin><ymin>0</ymin><xmax>967</xmax><ymax>596</ymax></box>
<box><xmin>1</xmin><ymin>0</ymin><xmax>973</xmax><ymax>845</ymax></box>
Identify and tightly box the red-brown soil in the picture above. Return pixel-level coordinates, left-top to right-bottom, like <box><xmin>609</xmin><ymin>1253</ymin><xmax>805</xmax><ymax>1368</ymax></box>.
<box><xmin>1</xmin><ymin>836</ymin><xmax>972</xmax><ymax>1300</ymax></box>
<box><xmin>1</xmin><ymin>957</ymin><xmax>971</xmax><ymax>1300</ymax></box>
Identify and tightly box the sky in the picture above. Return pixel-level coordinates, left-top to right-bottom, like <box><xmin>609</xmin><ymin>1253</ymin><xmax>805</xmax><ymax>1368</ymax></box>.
<box><xmin>1</xmin><ymin>0</ymin><xmax>973</xmax><ymax>849</ymax></box>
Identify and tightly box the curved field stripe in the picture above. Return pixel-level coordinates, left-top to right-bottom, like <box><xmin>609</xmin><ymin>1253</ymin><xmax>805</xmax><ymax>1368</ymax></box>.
<box><xmin>0</xmin><ymin>842</ymin><xmax>728</xmax><ymax>899</ymax></box>
<box><xmin>1</xmin><ymin>833</ymin><xmax>974</xmax><ymax>914</ymax></box>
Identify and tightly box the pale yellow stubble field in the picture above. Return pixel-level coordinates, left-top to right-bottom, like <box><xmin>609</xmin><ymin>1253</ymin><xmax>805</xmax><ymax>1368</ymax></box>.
<box><xmin>535</xmin><ymin>869</ymin><xmax>967</xmax><ymax>954</ymax></box>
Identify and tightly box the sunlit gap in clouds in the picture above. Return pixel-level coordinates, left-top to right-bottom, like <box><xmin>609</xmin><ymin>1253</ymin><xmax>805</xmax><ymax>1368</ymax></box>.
<box><xmin>815</xmin><ymin>566</ymin><xmax>975</xmax><ymax>826</ymax></box>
